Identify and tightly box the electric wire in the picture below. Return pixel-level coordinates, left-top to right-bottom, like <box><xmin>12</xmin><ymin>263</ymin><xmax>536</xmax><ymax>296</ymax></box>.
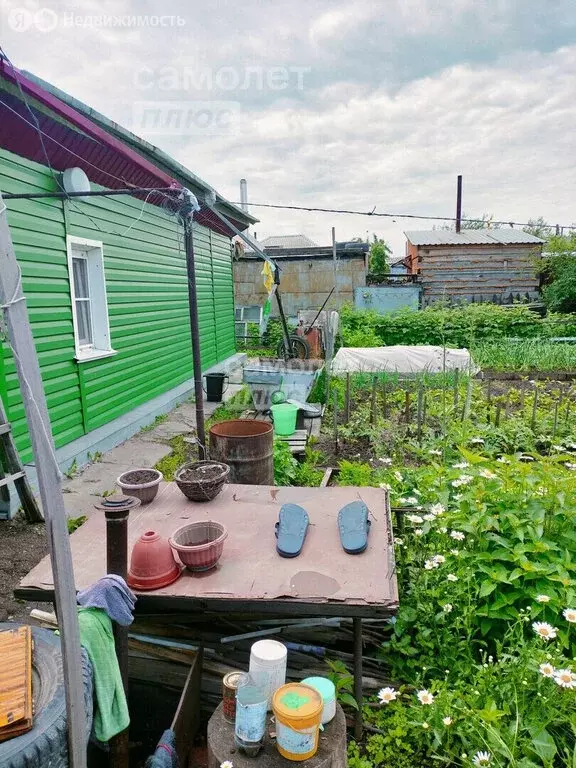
<box><xmin>229</xmin><ymin>202</ymin><xmax>574</xmax><ymax>232</ymax></box>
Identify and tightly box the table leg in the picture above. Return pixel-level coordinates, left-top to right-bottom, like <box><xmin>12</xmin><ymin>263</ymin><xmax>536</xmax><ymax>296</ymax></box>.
<box><xmin>353</xmin><ymin>617</ymin><xmax>363</xmax><ymax>741</ymax></box>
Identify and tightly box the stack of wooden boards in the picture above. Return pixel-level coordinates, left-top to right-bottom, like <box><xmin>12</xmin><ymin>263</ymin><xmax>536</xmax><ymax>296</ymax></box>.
<box><xmin>0</xmin><ymin>626</ymin><xmax>33</xmax><ymax>742</ymax></box>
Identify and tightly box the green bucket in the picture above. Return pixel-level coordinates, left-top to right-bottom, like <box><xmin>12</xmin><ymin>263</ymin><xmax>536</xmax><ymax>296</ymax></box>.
<box><xmin>270</xmin><ymin>403</ymin><xmax>298</xmax><ymax>436</ymax></box>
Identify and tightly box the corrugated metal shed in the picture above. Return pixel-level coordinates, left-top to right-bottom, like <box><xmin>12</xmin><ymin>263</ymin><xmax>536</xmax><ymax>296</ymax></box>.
<box><xmin>248</xmin><ymin>234</ymin><xmax>318</xmax><ymax>250</ymax></box>
<box><xmin>405</xmin><ymin>229</ymin><xmax>544</xmax><ymax>246</ymax></box>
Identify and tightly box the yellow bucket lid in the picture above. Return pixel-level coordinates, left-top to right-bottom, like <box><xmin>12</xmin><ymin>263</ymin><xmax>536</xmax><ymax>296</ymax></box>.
<box><xmin>273</xmin><ymin>683</ymin><xmax>323</xmax><ymax>722</ymax></box>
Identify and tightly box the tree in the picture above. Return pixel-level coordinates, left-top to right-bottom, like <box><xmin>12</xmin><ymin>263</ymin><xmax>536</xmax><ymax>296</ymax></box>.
<box><xmin>369</xmin><ymin>235</ymin><xmax>392</xmax><ymax>275</ymax></box>
<box><xmin>433</xmin><ymin>212</ymin><xmax>501</xmax><ymax>231</ymax></box>
<box><xmin>523</xmin><ymin>217</ymin><xmax>553</xmax><ymax>240</ymax></box>
<box><xmin>539</xmin><ymin>232</ymin><xmax>576</xmax><ymax>313</ymax></box>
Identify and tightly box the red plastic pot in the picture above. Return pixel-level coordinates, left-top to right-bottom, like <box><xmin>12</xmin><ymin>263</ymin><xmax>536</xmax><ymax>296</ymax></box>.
<box><xmin>128</xmin><ymin>530</ymin><xmax>181</xmax><ymax>591</ymax></box>
<box><xmin>170</xmin><ymin>521</ymin><xmax>228</xmax><ymax>572</ymax></box>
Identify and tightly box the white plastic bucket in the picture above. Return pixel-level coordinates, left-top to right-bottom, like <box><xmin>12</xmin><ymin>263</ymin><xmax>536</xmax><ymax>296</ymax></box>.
<box><xmin>249</xmin><ymin>639</ymin><xmax>287</xmax><ymax>709</ymax></box>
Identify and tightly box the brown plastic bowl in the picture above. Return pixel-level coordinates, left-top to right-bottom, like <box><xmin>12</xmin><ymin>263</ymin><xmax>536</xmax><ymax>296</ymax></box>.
<box><xmin>169</xmin><ymin>521</ymin><xmax>228</xmax><ymax>571</ymax></box>
<box><xmin>117</xmin><ymin>468</ymin><xmax>163</xmax><ymax>505</ymax></box>
<box><xmin>128</xmin><ymin>530</ymin><xmax>181</xmax><ymax>590</ymax></box>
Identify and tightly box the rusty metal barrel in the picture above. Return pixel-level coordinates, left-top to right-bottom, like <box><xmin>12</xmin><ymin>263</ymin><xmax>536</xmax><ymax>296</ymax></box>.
<box><xmin>209</xmin><ymin>420</ymin><xmax>274</xmax><ymax>485</ymax></box>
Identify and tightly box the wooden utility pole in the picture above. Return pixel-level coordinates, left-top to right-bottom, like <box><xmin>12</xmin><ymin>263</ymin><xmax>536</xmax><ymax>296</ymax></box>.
<box><xmin>332</xmin><ymin>227</ymin><xmax>339</xmax><ymax>304</ymax></box>
<box><xmin>0</xmin><ymin>193</ymin><xmax>87</xmax><ymax>767</ymax></box>
<box><xmin>456</xmin><ymin>175</ymin><xmax>463</xmax><ymax>233</ymax></box>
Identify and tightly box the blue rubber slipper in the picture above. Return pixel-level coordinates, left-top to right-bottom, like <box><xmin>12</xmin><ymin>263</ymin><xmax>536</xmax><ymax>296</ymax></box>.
<box><xmin>275</xmin><ymin>504</ymin><xmax>309</xmax><ymax>558</ymax></box>
<box><xmin>338</xmin><ymin>501</ymin><xmax>371</xmax><ymax>554</ymax></box>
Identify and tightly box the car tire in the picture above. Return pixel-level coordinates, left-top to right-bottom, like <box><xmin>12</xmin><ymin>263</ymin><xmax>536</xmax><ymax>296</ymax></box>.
<box><xmin>0</xmin><ymin>622</ymin><xmax>93</xmax><ymax>768</ymax></box>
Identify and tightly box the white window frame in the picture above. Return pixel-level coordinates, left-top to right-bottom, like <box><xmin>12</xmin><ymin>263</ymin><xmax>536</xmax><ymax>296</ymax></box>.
<box><xmin>66</xmin><ymin>235</ymin><xmax>116</xmax><ymax>363</ymax></box>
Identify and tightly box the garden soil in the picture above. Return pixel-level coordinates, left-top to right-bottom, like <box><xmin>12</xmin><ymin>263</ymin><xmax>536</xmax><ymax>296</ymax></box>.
<box><xmin>0</xmin><ymin>515</ymin><xmax>47</xmax><ymax>623</ymax></box>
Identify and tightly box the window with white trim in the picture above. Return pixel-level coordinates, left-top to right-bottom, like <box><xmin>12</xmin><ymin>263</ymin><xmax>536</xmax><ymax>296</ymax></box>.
<box><xmin>66</xmin><ymin>236</ymin><xmax>116</xmax><ymax>362</ymax></box>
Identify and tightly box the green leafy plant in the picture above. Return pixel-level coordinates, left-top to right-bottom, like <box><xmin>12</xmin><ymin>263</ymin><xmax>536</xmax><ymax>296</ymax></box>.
<box><xmin>326</xmin><ymin>659</ymin><xmax>358</xmax><ymax>710</ymax></box>
<box><xmin>67</xmin><ymin>515</ymin><xmax>87</xmax><ymax>534</ymax></box>
<box><xmin>273</xmin><ymin>439</ymin><xmax>298</xmax><ymax>486</ymax></box>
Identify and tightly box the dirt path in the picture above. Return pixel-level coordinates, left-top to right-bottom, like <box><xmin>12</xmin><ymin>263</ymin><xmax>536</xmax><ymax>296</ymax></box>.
<box><xmin>0</xmin><ymin>515</ymin><xmax>48</xmax><ymax>622</ymax></box>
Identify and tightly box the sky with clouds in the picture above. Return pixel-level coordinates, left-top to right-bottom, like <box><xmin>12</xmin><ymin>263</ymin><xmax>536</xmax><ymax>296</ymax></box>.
<box><xmin>1</xmin><ymin>0</ymin><xmax>576</xmax><ymax>254</ymax></box>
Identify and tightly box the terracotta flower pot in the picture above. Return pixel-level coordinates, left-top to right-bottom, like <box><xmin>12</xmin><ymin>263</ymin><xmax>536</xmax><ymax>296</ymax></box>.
<box><xmin>117</xmin><ymin>468</ymin><xmax>163</xmax><ymax>505</ymax></box>
<box><xmin>170</xmin><ymin>521</ymin><xmax>228</xmax><ymax>571</ymax></box>
<box><xmin>128</xmin><ymin>530</ymin><xmax>181</xmax><ymax>591</ymax></box>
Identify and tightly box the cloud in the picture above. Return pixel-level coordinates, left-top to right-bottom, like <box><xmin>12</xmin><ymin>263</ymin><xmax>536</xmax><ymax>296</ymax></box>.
<box><xmin>1</xmin><ymin>0</ymin><xmax>575</xmax><ymax>254</ymax></box>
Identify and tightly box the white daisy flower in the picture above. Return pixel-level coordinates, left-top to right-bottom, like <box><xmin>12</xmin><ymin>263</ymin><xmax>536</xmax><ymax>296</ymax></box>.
<box><xmin>450</xmin><ymin>531</ymin><xmax>465</xmax><ymax>541</ymax></box>
<box><xmin>405</xmin><ymin>497</ymin><xmax>419</xmax><ymax>505</ymax></box>
<box><xmin>554</xmin><ymin>669</ymin><xmax>576</xmax><ymax>689</ymax></box>
<box><xmin>423</xmin><ymin>513</ymin><xmax>436</xmax><ymax>521</ymax></box>
<box><xmin>406</xmin><ymin>514</ymin><xmax>424</xmax><ymax>524</ymax></box>
<box><xmin>532</xmin><ymin>622</ymin><xmax>558</xmax><ymax>640</ymax></box>
<box><xmin>442</xmin><ymin>716</ymin><xmax>453</xmax><ymax>726</ymax></box>
<box><xmin>424</xmin><ymin>559</ymin><xmax>437</xmax><ymax>570</ymax></box>
<box><xmin>377</xmin><ymin>687</ymin><xmax>397</xmax><ymax>704</ymax></box>
<box><xmin>422</xmin><ymin>721</ymin><xmax>430</xmax><ymax>729</ymax></box>
<box><xmin>552</xmin><ymin>445</ymin><xmax>565</xmax><ymax>452</ymax></box>
<box><xmin>535</xmin><ymin>595</ymin><xmax>551</xmax><ymax>603</ymax></box>
<box><xmin>453</xmin><ymin>493</ymin><xmax>463</xmax><ymax>501</ymax></box>
<box><xmin>221</xmin><ymin>762</ymin><xmax>234</xmax><ymax>768</ymax></box>
<box><xmin>378</xmin><ymin>457</ymin><xmax>393</xmax><ymax>465</ymax></box>
<box><xmin>429</xmin><ymin>449</ymin><xmax>442</xmax><ymax>456</ymax></box>
<box><xmin>496</xmin><ymin>456</ymin><xmax>511</xmax><ymax>464</ymax></box>
<box><xmin>470</xmin><ymin>438</ymin><xmax>485</xmax><ymax>445</ymax></box>
<box><xmin>539</xmin><ymin>663</ymin><xmax>555</xmax><ymax>678</ymax></box>
<box><xmin>563</xmin><ymin>608</ymin><xmax>576</xmax><ymax>623</ymax></box>
<box><xmin>566</xmin><ymin>463</ymin><xmax>576</xmax><ymax>471</ymax></box>
<box><xmin>394</xmin><ymin>538</ymin><xmax>403</xmax><ymax>546</ymax></box>
<box><xmin>447</xmin><ymin>573</ymin><xmax>458</xmax><ymax>582</ymax></box>
<box><xmin>414</xmin><ymin>528</ymin><xmax>424</xmax><ymax>537</ymax></box>
<box><xmin>450</xmin><ymin>549</ymin><xmax>460</xmax><ymax>556</ymax></box>
<box><xmin>473</xmin><ymin>751</ymin><xmax>492</xmax><ymax>766</ymax></box>
<box><xmin>442</xmin><ymin>603</ymin><xmax>453</xmax><ymax>613</ymax></box>
<box><xmin>430</xmin><ymin>503</ymin><xmax>445</xmax><ymax>516</ymax></box>
<box><xmin>394</xmin><ymin>471</ymin><xmax>403</xmax><ymax>482</ymax></box>
<box><xmin>416</xmin><ymin>690</ymin><xmax>434</xmax><ymax>705</ymax></box>
<box><xmin>433</xmin><ymin>554</ymin><xmax>446</xmax><ymax>564</ymax></box>
<box><xmin>452</xmin><ymin>461</ymin><xmax>469</xmax><ymax>469</ymax></box>
<box><xmin>439</xmin><ymin>527</ymin><xmax>448</xmax><ymax>534</ymax></box>
<box><xmin>379</xmin><ymin>483</ymin><xmax>392</xmax><ymax>491</ymax></box>
<box><xmin>452</xmin><ymin>475</ymin><xmax>473</xmax><ymax>487</ymax></box>
<box><xmin>479</xmin><ymin>468</ymin><xmax>497</xmax><ymax>479</ymax></box>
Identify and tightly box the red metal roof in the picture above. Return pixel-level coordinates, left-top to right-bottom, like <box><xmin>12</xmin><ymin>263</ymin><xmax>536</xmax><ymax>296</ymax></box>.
<box><xmin>0</xmin><ymin>60</ymin><xmax>243</xmax><ymax>237</ymax></box>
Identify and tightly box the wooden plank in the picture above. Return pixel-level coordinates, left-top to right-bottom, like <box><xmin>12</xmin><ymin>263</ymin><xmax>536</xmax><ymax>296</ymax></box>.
<box><xmin>171</xmin><ymin>651</ymin><xmax>203</xmax><ymax>767</ymax></box>
<box><xmin>0</xmin><ymin>471</ymin><xmax>25</xmax><ymax>488</ymax></box>
<box><xmin>0</xmin><ymin>625</ymin><xmax>32</xmax><ymax>739</ymax></box>
<box><xmin>0</xmin><ymin>193</ymin><xmax>87</xmax><ymax>767</ymax></box>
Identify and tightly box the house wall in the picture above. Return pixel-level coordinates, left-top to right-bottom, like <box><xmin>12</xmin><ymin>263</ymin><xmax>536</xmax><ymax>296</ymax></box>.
<box><xmin>234</xmin><ymin>256</ymin><xmax>366</xmax><ymax>318</ymax></box>
<box><xmin>417</xmin><ymin>243</ymin><xmax>541</xmax><ymax>304</ymax></box>
<box><xmin>0</xmin><ymin>148</ymin><xmax>236</xmax><ymax>463</ymax></box>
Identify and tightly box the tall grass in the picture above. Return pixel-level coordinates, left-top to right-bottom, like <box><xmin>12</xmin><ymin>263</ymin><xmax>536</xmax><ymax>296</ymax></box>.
<box><xmin>473</xmin><ymin>339</ymin><xmax>576</xmax><ymax>371</ymax></box>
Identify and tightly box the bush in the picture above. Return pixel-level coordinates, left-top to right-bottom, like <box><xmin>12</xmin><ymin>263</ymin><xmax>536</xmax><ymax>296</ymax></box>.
<box><xmin>339</xmin><ymin>304</ymin><xmax>547</xmax><ymax>348</ymax></box>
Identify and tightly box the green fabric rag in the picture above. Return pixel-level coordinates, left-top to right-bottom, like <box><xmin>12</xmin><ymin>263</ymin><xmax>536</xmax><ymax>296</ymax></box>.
<box><xmin>78</xmin><ymin>607</ymin><xmax>130</xmax><ymax>742</ymax></box>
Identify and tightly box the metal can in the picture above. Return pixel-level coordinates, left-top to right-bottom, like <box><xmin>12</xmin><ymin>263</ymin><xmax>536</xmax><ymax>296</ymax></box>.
<box><xmin>223</xmin><ymin>671</ymin><xmax>249</xmax><ymax>723</ymax></box>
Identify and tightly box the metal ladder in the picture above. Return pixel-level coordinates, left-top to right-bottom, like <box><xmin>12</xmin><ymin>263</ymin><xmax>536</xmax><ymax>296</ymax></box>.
<box><xmin>0</xmin><ymin>397</ymin><xmax>42</xmax><ymax>523</ymax></box>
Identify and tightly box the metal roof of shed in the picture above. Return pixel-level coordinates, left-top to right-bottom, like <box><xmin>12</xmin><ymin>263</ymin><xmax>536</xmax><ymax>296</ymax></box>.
<box><xmin>405</xmin><ymin>229</ymin><xmax>545</xmax><ymax>246</ymax></box>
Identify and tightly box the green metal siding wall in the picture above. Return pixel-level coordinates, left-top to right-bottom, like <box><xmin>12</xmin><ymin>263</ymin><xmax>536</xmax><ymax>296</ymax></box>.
<box><xmin>0</xmin><ymin>148</ymin><xmax>237</xmax><ymax>459</ymax></box>
<box><xmin>0</xmin><ymin>149</ymin><xmax>84</xmax><ymax>463</ymax></box>
<box><xmin>212</xmin><ymin>230</ymin><xmax>237</xmax><ymax>360</ymax></box>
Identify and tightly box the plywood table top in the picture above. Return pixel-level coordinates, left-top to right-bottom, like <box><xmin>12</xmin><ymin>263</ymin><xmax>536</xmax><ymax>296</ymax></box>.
<box><xmin>19</xmin><ymin>483</ymin><xmax>398</xmax><ymax>618</ymax></box>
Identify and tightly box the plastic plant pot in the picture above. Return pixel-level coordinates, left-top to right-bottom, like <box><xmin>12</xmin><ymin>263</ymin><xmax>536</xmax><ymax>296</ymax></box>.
<box><xmin>116</xmin><ymin>468</ymin><xmax>163</xmax><ymax>504</ymax></box>
<box><xmin>127</xmin><ymin>530</ymin><xmax>181</xmax><ymax>591</ymax></box>
<box><xmin>169</xmin><ymin>520</ymin><xmax>228</xmax><ymax>571</ymax></box>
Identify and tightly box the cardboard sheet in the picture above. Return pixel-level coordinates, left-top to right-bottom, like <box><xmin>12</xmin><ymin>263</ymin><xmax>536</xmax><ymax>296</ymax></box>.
<box><xmin>20</xmin><ymin>484</ymin><xmax>398</xmax><ymax>615</ymax></box>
